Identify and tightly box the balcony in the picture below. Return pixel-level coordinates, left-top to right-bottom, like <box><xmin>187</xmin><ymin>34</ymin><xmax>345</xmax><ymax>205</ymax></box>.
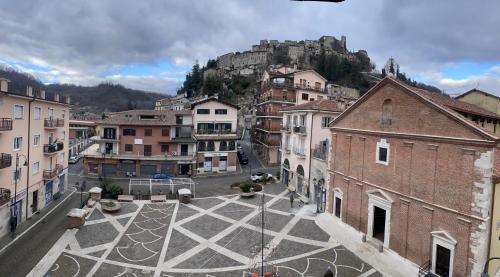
<box><xmin>0</xmin><ymin>153</ymin><xmax>12</xmax><ymax>169</ymax></box>
<box><xmin>312</xmin><ymin>147</ymin><xmax>328</xmax><ymax>160</ymax></box>
<box><xmin>43</xmin><ymin>142</ymin><xmax>64</xmax><ymax>154</ymax></box>
<box><xmin>0</xmin><ymin>188</ymin><xmax>10</xmax><ymax>207</ymax></box>
<box><xmin>196</xmin><ymin>129</ymin><xmax>236</xmax><ymax>135</ymax></box>
<box><xmin>293</xmin><ymin>126</ymin><xmax>307</xmax><ymax>135</ymax></box>
<box><xmin>294</xmin><ymin>83</ymin><xmax>327</xmax><ymax>93</ymax></box>
<box><xmin>43</xmin><ymin>164</ymin><xmax>63</xmax><ymax>180</ymax></box>
<box><xmin>293</xmin><ymin>147</ymin><xmax>306</xmax><ymax>158</ymax></box>
<box><xmin>258</xmin><ymin>95</ymin><xmax>295</xmax><ymax>104</ymax></box>
<box><xmin>0</xmin><ymin>118</ymin><xmax>13</xmax><ymax>131</ymax></box>
<box><xmin>44</xmin><ymin>118</ymin><xmax>65</xmax><ymax>129</ymax></box>
<box><xmin>281</xmin><ymin>125</ymin><xmax>291</xmax><ymax>132</ymax></box>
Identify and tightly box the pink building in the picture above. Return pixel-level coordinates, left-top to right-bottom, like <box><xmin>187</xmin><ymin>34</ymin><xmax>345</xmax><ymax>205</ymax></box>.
<box><xmin>0</xmin><ymin>78</ymin><xmax>70</xmax><ymax>238</ymax></box>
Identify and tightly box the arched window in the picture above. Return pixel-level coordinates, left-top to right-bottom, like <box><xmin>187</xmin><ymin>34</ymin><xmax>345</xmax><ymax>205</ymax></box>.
<box><xmin>228</xmin><ymin>141</ymin><xmax>236</xmax><ymax>151</ymax></box>
<box><xmin>283</xmin><ymin>159</ymin><xmax>290</xmax><ymax>170</ymax></box>
<box><xmin>382</xmin><ymin>99</ymin><xmax>392</xmax><ymax>125</ymax></box>
<box><xmin>207</xmin><ymin>141</ymin><xmax>215</xmax><ymax>151</ymax></box>
<box><xmin>219</xmin><ymin>141</ymin><xmax>227</xmax><ymax>151</ymax></box>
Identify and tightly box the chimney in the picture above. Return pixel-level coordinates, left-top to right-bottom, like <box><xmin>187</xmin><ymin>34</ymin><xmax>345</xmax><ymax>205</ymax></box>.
<box><xmin>40</xmin><ymin>90</ymin><xmax>46</xmax><ymax>99</ymax></box>
<box><xmin>27</xmin><ymin>86</ymin><xmax>33</xmax><ymax>97</ymax></box>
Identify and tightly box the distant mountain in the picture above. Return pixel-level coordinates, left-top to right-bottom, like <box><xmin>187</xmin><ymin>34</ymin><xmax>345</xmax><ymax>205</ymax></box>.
<box><xmin>0</xmin><ymin>68</ymin><xmax>165</xmax><ymax>116</ymax></box>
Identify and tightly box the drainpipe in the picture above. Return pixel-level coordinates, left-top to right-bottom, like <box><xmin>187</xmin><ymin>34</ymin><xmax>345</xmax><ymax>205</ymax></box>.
<box><xmin>26</xmin><ymin>90</ymin><xmax>35</xmax><ymax>219</ymax></box>
<box><xmin>307</xmin><ymin>112</ymin><xmax>315</xmax><ymax>200</ymax></box>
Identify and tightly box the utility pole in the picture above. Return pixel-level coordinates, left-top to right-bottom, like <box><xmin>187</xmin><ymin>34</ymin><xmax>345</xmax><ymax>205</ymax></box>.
<box><xmin>261</xmin><ymin>192</ymin><xmax>265</xmax><ymax>277</ymax></box>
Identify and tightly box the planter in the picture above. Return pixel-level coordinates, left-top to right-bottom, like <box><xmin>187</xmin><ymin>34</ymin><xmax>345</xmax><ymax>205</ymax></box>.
<box><xmin>101</xmin><ymin>199</ymin><xmax>121</xmax><ymax>213</ymax></box>
<box><xmin>239</xmin><ymin>191</ymin><xmax>256</xmax><ymax>198</ymax></box>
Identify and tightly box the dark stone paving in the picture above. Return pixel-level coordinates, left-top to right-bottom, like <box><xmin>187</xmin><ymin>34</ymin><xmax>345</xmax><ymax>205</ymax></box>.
<box><xmin>212</xmin><ymin>202</ymin><xmax>255</xmax><ymax>221</ymax></box>
<box><xmin>175</xmin><ymin>204</ymin><xmax>199</xmax><ymax>222</ymax></box>
<box><xmin>262</xmin><ymin>183</ymin><xmax>288</xmax><ymax>195</ymax></box>
<box><xmin>271</xmin><ymin>239</ymin><xmax>322</xmax><ymax>260</ymax></box>
<box><xmin>181</xmin><ymin>214</ymin><xmax>232</xmax><ymax>240</ymax></box>
<box><xmin>75</xmin><ymin>222</ymin><xmax>118</xmax><ymax>249</ymax></box>
<box><xmin>247</xmin><ymin>211</ymin><xmax>294</xmax><ymax>233</ymax></box>
<box><xmin>94</xmin><ymin>263</ymin><xmax>155</xmax><ymax>277</ymax></box>
<box><xmin>109</xmin><ymin>202</ymin><xmax>139</xmax><ymax>216</ymax></box>
<box><xmin>164</xmin><ymin>229</ymin><xmax>200</xmax><ymax>262</ymax></box>
<box><xmin>87</xmin><ymin>208</ymin><xmax>105</xmax><ymax>221</ymax></box>
<box><xmin>173</xmin><ymin>248</ymin><xmax>243</xmax><ymax>269</ymax></box>
<box><xmin>45</xmin><ymin>253</ymin><xmax>96</xmax><ymax>277</ymax></box>
<box><xmin>287</xmin><ymin>218</ymin><xmax>331</xmax><ymax>242</ymax></box>
<box><xmin>269</xmin><ymin>198</ymin><xmax>293</xmax><ymax>213</ymax></box>
<box><xmin>190</xmin><ymin>197</ymin><xmax>224</xmax><ymax>210</ymax></box>
<box><xmin>215</xmin><ymin>227</ymin><xmax>274</xmax><ymax>258</ymax></box>
<box><xmin>117</xmin><ymin>216</ymin><xmax>131</xmax><ymax>226</ymax></box>
<box><xmin>235</xmin><ymin>194</ymin><xmax>275</xmax><ymax>206</ymax></box>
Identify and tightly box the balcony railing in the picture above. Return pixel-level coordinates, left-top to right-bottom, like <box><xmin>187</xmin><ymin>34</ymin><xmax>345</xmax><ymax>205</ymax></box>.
<box><xmin>0</xmin><ymin>188</ymin><xmax>10</xmax><ymax>207</ymax></box>
<box><xmin>281</xmin><ymin>125</ymin><xmax>291</xmax><ymax>132</ymax></box>
<box><xmin>43</xmin><ymin>164</ymin><xmax>63</xmax><ymax>180</ymax></box>
<box><xmin>144</xmin><ymin>151</ymin><xmax>152</xmax><ymax>157</ymax></box>
<box><xmin>293</xmin><ymin>126</ymin><xmax>306</xmax><ymax>134</ymax></box>
<box><xmin>312</xmin><ymin>147</ymin><xmax>328</xmax><ymax>160</ymax></box>
<box><xmin>196</xmin><ymin>129</ymin><xmax>236</xmax><ymax>135</ymax></box>
<box><xmin>44</xmin><ymin>118</ymin><xmax>65</xmax><ymax>128</ymax></box>
<box><xmin>0</xmin><ymin>153</ymin><xmax>12</xmax><ymax>169</ymax></box>
<box><xmin>167</xmin><ymin>151</ymin><xmax>196</xmax><ymax>157</ymax></box>
<box><xmin>294</xmin><ymin>83</ymin><xmax>327</xmax><ymax>93</ymax></box>
<box><xmin>43</xmin><ymin>142</ymin><xmax>64</xmax><ymax>154</ymax></box>
<box><xmin>293</xmin><ymin>147</ymin><xmax>306</xmax><ymax>157</ymax></box>
<box><xmin>418</xmin><ymin>261</ymin><xmax>439</xmax><ymax>277</ymax></box>
<box><xmin>0</xmin><ymin>118</ymin><xmax>13</xmax><ymax>131</ymax></box>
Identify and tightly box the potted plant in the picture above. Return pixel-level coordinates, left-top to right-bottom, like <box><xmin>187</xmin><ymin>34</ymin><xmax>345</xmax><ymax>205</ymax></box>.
<box><xmin>239</xmin><ymin>181</ymin><xmax>256</xmax><ymax>198</ymax></box>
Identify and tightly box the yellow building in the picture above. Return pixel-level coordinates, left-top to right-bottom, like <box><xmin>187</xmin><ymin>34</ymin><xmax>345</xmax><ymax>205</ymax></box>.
<box><xmin>455</xmin><ymin>89</ymin><xmax>500</xmax><ymax>136</ymax></box>
<box><xmin>489</xmin><ymin>180</ymin><xmax>500</xmax><ymax>276</ymax></box>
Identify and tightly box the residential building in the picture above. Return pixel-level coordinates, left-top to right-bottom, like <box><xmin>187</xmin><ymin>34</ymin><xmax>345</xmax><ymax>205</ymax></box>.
<box><xmin>83</xmin><ymin>109</ymin><xmax>196</xmax><ymax>177</ymax></box>
<box><xmin>192</xmin><ymin>98</ymin><xmax>239</xmax><ymax>174</ymax></box>
<box><xmin>280</xmin><ymin>100</ymin><xmax>343</xmax><ymax>204</ymax></box>
<box><xmin>68</xmin><ymin>119</ymin><xmax>96</xmax><ymax>157</ymax></box>
<box><xmin>328</xmin><ymin>77</ymin><xmax>497</xmax><ymax>277</ymax></box>
<box><xmin>455</xmin><ymin>89</ymin><xmax>500</xmax><ymax>135</ymax></box>
<box><xmin>0</xmin><ymin>78</ymin><xmax>70</xmax><ymax>238</ymax></box>
<box><xmin>154</xmin><ymin>92</ymin><xmax>191</xmax><ymax>111</ymax></box>
<box><xmin>254</xmin><ymin>68</ymin><xmax>328</xmax><ymax>165</ymax></box>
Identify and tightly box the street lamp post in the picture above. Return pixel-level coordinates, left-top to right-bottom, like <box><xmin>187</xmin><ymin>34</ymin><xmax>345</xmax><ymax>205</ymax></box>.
<box><xmin>481</xmin><ymin>257</ymin><xmax>500</xmax><ymax>277</ymax></box>
<box><xmin>10</xmin><ymin>153</ymin><xmax>28</xmax><ymax>238</ymax></box>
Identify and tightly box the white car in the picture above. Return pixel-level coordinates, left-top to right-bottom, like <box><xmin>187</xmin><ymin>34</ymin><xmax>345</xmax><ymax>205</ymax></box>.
<box><xmin>250</xmin><ymin>172</ymin><xmax>273</xmax><ymax>182</ymax></box>
<box><xmin>69</xmin><ymin>156</ymin><xmax>80</xmax><ymax>164</ymax></box>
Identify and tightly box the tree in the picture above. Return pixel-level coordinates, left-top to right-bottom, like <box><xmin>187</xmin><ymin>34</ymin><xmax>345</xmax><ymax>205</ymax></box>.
<box><xmin>381</xmin><ymin>68</ymin><xmax>386</xmax><ymax>78</ymax></box>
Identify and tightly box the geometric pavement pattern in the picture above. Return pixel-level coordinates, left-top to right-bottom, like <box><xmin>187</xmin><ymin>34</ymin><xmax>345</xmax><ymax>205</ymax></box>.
<box><xmin>38</xmin><ymin>186</ymin><xmax>380</xmax><ymax>277</ymax></box>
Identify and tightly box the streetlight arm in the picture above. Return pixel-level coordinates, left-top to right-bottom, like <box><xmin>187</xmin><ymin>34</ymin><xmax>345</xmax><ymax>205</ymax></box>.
<box><xmin>482</xmin><ymin>257</ymin><xmax>500</xmax><ymax>277</ymax></box>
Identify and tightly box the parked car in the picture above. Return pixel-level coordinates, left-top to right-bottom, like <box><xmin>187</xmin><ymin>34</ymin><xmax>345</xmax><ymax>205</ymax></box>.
<box><xmin>153</xmin><ymin>174</ymin><xmax>173</xmax><ymax>180</ymax></box>
<box><xmin>239</xmin><ymin>153</ymin><xmax>249</xmax><ymax>165</ymax></box>
<box><xmin>69</xmin><ymin>156</ymin><xmax>80</xmax><ymax>164</ymax></box>
<box><xmin>251</xmin><ymin>172</ymin><xmax>273</xmax><ymax>182</ymax></box>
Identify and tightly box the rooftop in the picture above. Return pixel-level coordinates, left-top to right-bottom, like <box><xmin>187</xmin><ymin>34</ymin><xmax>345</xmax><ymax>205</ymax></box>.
<box><xmin>281</xmin><ymin>99</ymin><xmax>343</xmax><ymax>113</ymax></box>
<box><xmin>97</xmin><ymin>109</ymin><xmax>191</xmax><ymax>126</ymax></box>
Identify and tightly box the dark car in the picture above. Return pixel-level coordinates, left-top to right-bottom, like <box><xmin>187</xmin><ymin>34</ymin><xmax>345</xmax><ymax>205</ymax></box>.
<box><xmin>153</xmin><ymin>174</ymin><xmax>173</xmax><ymax>180</ymax></box>
<box><xmin>238</xmin><ymin>153</ymin><xmax>249</xmax><ymax>165</ymax></box>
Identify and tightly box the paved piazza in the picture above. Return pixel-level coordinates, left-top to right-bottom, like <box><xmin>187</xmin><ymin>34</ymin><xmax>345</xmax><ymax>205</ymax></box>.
<box><xmin>37</xmin><ymin>187</ymin><xmax>380</xmax><ymax>277</ymax></box>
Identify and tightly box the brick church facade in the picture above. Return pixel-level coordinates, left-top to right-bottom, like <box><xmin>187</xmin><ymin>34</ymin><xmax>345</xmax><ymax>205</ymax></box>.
<box><xmin>327</xmin><ymin>77</ymin><xmax>497</xmax><ymax>277</ymax></box>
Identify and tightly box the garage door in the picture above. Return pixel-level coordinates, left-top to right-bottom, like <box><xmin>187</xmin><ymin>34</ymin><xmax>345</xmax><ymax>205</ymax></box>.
<box><xmin>141</xmin><ymin>165</ymin><xmax>158</xmax><ymax>177</ymax></box>
<box><xmin>161</xmin><ymin>162</ymin><xmax>176</xmax><ymax>175</ymax></box>
<box><xmin>102</xmin><ymin>164</ymin><xmax>117</xmax><ymax>177</ymax></box>
<box><xmin>121</xmin><ymin>161</ymin><xmax>136</xmax><ymax>176</ymax></box>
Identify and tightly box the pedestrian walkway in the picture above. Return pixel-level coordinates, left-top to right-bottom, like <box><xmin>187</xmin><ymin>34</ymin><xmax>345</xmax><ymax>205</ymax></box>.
<box><xmin>315</xmin><ymin>213</ymin><xmax>418</xmax><ymax>277</ymax></box>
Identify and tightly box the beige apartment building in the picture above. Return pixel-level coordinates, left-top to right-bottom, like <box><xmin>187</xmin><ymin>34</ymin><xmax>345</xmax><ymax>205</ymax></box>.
<box><xmin>0</xmin><ymin>78</ymin><xmax>70</xmax><ymax>238</ymax></box>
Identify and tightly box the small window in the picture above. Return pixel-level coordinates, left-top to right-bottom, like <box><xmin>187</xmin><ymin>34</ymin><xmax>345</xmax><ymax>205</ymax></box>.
<box><xmin>123</xmin><ymin>129</ymin><xmax>136</xmax><ymax>136</ymax></box>
<box><xmin>61</xmin><ymin>131</ymin><xmax>66</xmax><ymax>140</ymax></box>
<box><xmin>161</xmin><ymin>144</ymin><xmax>169</xmax><ymax>153</ymax></box>
<box><xmin>376</xmin><ymin>139</ymin><xmax>390</xmax><ymax>165</ymax></box>
<box><xmin>33</xmin><ymin>134</ymin><xmax>41</xmax><ymax>146</ymax></box>
<box><xmin>382</xmin><ymin>99</ymin><xmax>393</xmax><ymax>125</ymax></box>
<box><xmin>207</xmin><ymin>141</ymin><xmax>215</xmax><ymax>151</ymax></box>
<box><xmin>321</xmin><ymin>117</ymin><xmax>332</xmax><ymax>128</ymax></box>
<box><xmin>315</xmin><ymin>82</ymin><xmax>321</xmax><ymax>90</ymax></box>
<box><xmin>33</xmin><ymin>107</ymin><xmax>41</xmax><ymax>120</ymax></box>
<box><xmin>215</xmin><ymin>109</ymin><xmax>227</xmax><ymax>115</ymax></box>
<box><xmin>125</xmin><ymin>144</ymin><xmax>133</xmax><ymax>152</ymax></box>
<box><xmin>13</xmin><ymin>137</ymin><xmax>23</xmax><ymax>150</ymax></box>
<box><xmin>144</xmin><ymin>145</ymin><xmax>152</xmax><ymax>156</ymax></box>
<box><xmin>14</xmin><ymin>105</ymin><xmax>24</xmax><ymax>119</ymax></box>
<box><xmin>162</xmin><ymin>128</ymin><xmax>169</xmax><ymax>137</ymax></box>
<box><xmin>32</xmin><ymin>161</ymin><xmax>40</xmax><ymax>175</ymax></box>
<box><xmin>301</xmin><ymin>93</ymin><xmax>309</xmax><ymax>100</ymax></box>
<box><xmin>197</xmin><ymin>109</ymin><xmax>210</xmax><ymax>114</ymax></box>
<box><xmin>144</xmin><ymin>129</ymin><xmax>152</xmax><ymax>136</ymax></box>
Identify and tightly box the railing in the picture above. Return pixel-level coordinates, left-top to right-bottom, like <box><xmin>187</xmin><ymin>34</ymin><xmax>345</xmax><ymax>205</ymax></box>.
<box><xmin>293</xmin><ymin>147</ymin><xmax>306</xmax><ymax>157</ymax></box>
<box><xmin>294</xmin><ymin>83</ymin><xmax>327</xmax><ymax>93</ymax></box>
<box><xmin>258</xmin><ymin>95</ymin><xmax>295</xmax><ymax>104</ymax></box>
<box><xmin>418</xmin><ymin>261</ymin><xmax>439</xmax><ymax>277</ymax></box>
<box><xmin>0</xmin><ymin>153</ymin><xmax>12</xmax><ymax>169</ymax></box>
<box><xmin>43</xmin><ymin>164</ymin><xmax>63</xmax><ymax>180</ymax></box>
<box><xmin>144</xmin><ymin>151</ymin><xmax>152</xmax><ymax>157</ymax></box>
<box><xmin>256</xmin><ymin>124</ymin><xmax>282</xmax><ymax>132</ymax></box>
<box><xmin>0</xmin><ymin>188</ymin><xmax>10</xmax><ymax>206</ymax></box>
<box><xmin>196</xmin><ymin>129</ymin><xmax>236</xmax><ymax>135</ymax></box>
<box><xmin>281</xmin><ymin>125</ymin><xmax>291</xmax><ymax>132</ymax></box>
<box><xmin>0</xmin><ymin>118</ymin><xmax>13</xmax><ymax>131</ymax></box>
<box><xmin>167</xmin><ymin>151</ymin><xmax>195</xmax><ymax>157</ymax></box>
<box><xmin>43</xmin><ymin>142</ymin><xmax>64</xmax><ymax>154</ymax></box>
<box><xmin>44</xmin><ymin>118</ymin><xmax>65</xmax><ymax>128</ymax></box>
<box><xmin>312</xmin><ymin>147</ymin><xmax>328</xmax><ymax>160</ymax></box>
<box><xmin>293</xmin><ymin>126</ymin><xmax>306</xmax><ymax>134</ymax></box>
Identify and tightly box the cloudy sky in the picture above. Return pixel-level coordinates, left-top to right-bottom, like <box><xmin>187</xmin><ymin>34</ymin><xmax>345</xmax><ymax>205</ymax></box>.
<box><xmin>0</xmin><ymin>0</ymin><xmax>499</xmax><ymax>95</ymax></box>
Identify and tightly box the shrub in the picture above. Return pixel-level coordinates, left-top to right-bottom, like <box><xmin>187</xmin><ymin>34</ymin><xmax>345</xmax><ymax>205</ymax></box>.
<box><xmin>109</xmin><ymin>185</ymin><xmax>123</xmax><ymax>199</ymax></box>
<box><xmin>239</xmin><ymin>182</ymin><xmax>253</xmax><ymax>193</ymax></box>
<box><xmin>252</xmin><ymin>183</ymin><xmax>262</xmax><ymax>192</ymax></box>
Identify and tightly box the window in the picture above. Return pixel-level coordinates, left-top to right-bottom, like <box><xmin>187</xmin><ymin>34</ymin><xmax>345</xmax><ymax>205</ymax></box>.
<box><xmin>219</xmin><ymin>141</ymin><xmax>227</xmax><ymax>151</ymax></box>
<box><xmin>33</xmin><ymin>134</ymin><xmax>40</xmax><ymax>146</ymax></box>
<box><xmin>315</xmin><ymin>82</ymin><xmax>321</xmax><ymax>90</ymax></box>
<box><xmin>123</xmin><ymin>129</ymin><xmax>136</xmax><ymax>136</ymax></box>
<box><xmin>161</xmin><ymin>144</ymin><xmax>169</xmax><ymax>153</ymax></box>
<box><xmin>61</xmin><ymin>131</ymin><xmax>66</xmax><ymax>140</ymax></box>
<box><xmin>299</xmin><ymin>115</ymin><xmax>306</xmax><ymax>126</ymax></box>
<box><xmin>14</xmin><ymin>105</ymin><xmax>24</xmax><ymax>119</ymax></box>
<box><xmin>207</xmin><ymin>141</ymin><xmax>215</xmax><ymax>151</ymax></box>
<box><xmin>215</xmin><ymin>109</ymin><xmax>227</xmax><ymax>115</ymax></box>
<box><xmin>13</xmin><ymin>137</ymin><xmax>22</xmax><ymax>150</ymax></box>
<box><xmin>32</xmin><ymin>161</ymin><xmax>40</xmax><ymax>175</ymax></box>
<box><xmin>376</xmin><ymin>139</ymin><xmax>390</xmax><ymax>165</ymax></box>
<box><xmin>198</xmin><ymin>141</ymin><xmax>206</xmax><ymax>151</ymax></box>
<box><xmin>321</xmin><ymin>117</ymin><xmax>332</xmax><ymax>128</ymax></box>
<box><xmin>176</xmin><ymin>115</ymin><xmax>183</xmax><ymax>124</ymax></box>
<box><xmin>197</xmin><ymin>109</ymin><xmax>210</xmax><ymax>114</ymax></box>
<box><xmin>144</xmin><ymin>129</ymin><xmax>152</xmax><ymax>136</ymax></box>
<box><xmin>228</xmin><ymin>141</ymin><xmax>236</xmax><ymax>151</ymax></box>
<box><xmin>161</xmin><ymin>128</ymin><xmax>169</xmax><ymax>137</ymax></box>
<box><xmin>34</xmin><ymin>107</ymin><xmax>41</xmax><ymax>120</ymax></box>
<box><xmin>382</xmin><ymin>99</ymin><xmax>393</xmax><ymax>125</ymax></box>
<box><xmin>125</xmin><ymin>144</ymin><xmax>133</xmax><ymax>152</ymax></box>
<box><xmin>144</xmin><ymin>145</ymin><xmax>152</xmax><ymax>156</ymax></box>
<box><xmin>301</xmin><ymin>93</ymin><xmax>309</xmax><ymax>100</ymax></box>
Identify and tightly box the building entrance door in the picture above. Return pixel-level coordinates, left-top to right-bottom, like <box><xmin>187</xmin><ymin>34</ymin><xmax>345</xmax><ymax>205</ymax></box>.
<box><xmin>435</xmin><ymin>245</ymin><xmax>451</xmax><ymax>277</ymax></box>
<box><xmin>334</xmin><ymin>197</ymin><xmax>342</xmax><ymax>218</ymax></box>
<box><xmin>219</xmin><ymin>157</ymin><xmax>227</xmax><ymax>171</ymax></box>
<box><xmin>282</xmin><ymin>169</ymin><xmax>289</xmax><ymax>186</ymax></box>
<box><xmin>32</xmin><ymin>191</ymin><xmax>38</xmax><ymax>213</ymax></box>
<box><xmin>45</xmin><ymin>181</ymin><xmax>53</xmax><ymax>207</ymax></box>
<box><xmin>372</xmin><ymin>206</ymin><xmax>386</xmax><ymax>242</ymax></box>
<box><xmin>204</xmin><ymin>157</ymin><xmax>212</xmax><ymax>172</ymax></box>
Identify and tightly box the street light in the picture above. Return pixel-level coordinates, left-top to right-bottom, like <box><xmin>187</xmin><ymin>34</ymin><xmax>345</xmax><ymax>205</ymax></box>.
<box><xmin>75</xmin><ymin>181</ymin><xmax>87</xmax><ymax>208</ymax></box>
<box><xmin>481</xmin><ymin>257</ymin><xmax>500</xmax><ymax>277</ymax></box>
<box><xmin>10</xmin><ymin>153</ymin><xmax>28</xmax><ymax>238</ymax></box>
